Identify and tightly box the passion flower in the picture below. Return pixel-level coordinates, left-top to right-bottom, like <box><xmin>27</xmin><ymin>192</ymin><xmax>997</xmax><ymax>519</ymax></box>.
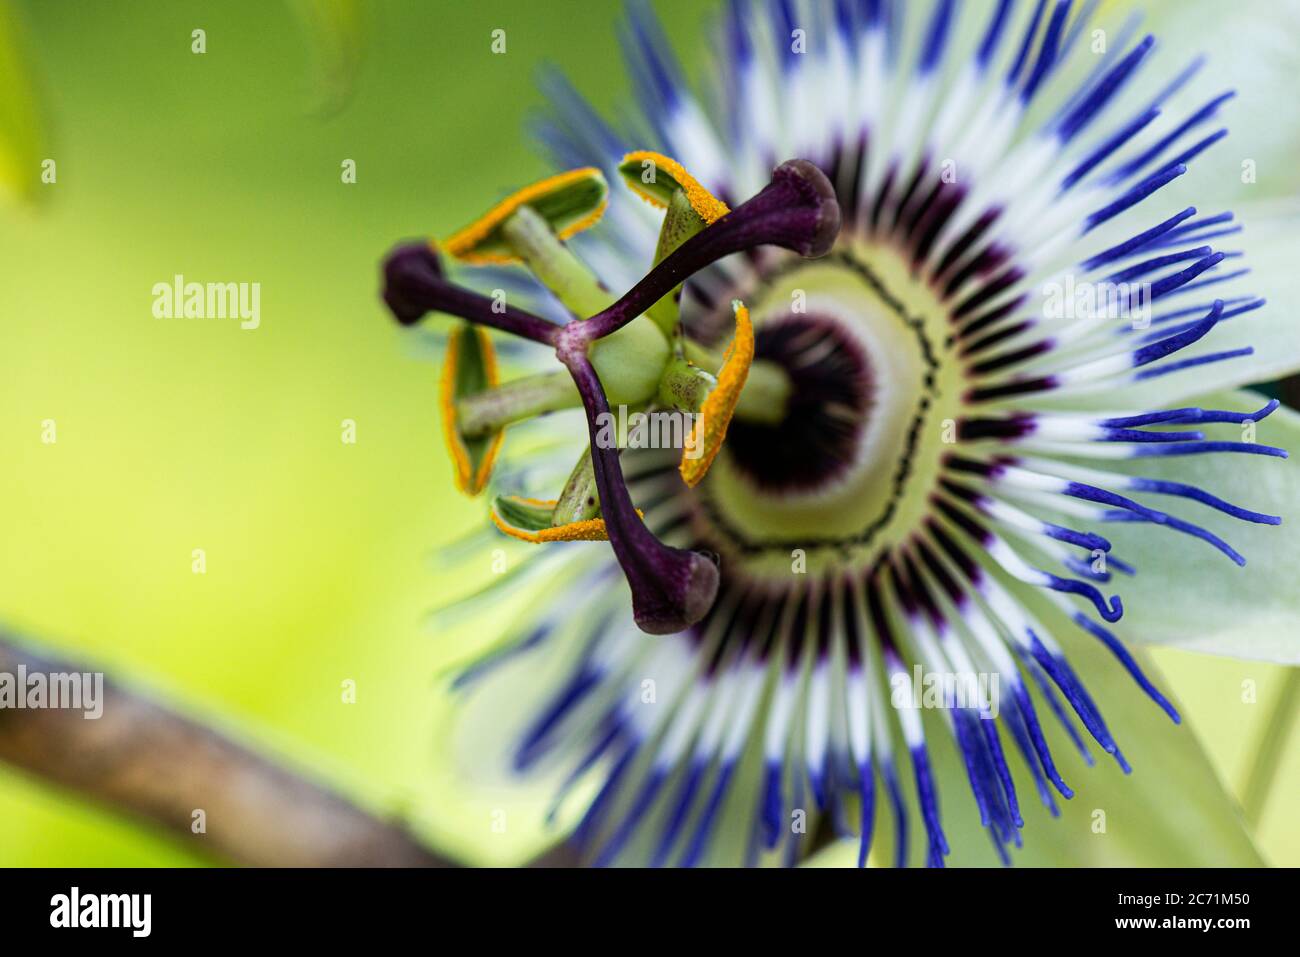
<box><xmin>382</xmin><ymin>0</ymin><xmax>1289</xmax><ymax>867</ymax></box>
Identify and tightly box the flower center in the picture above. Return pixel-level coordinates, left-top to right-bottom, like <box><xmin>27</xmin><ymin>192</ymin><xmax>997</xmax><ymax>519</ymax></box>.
<box><xmin>725</xmin><ymin>312</ymin><xmax>873</xmax><ymax>492</ymax></box>
<box><xmin>687</xmin><ymin>240</ymin><xmax>967</xmax><ymax>580</ymax></box>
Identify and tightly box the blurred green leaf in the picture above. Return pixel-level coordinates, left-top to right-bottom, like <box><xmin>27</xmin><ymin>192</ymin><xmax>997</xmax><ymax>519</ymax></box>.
<box><xmin>0</xmin><ymin>0</ymin><xmax>46</xmax><ymax>203</ymax></box>
<box><xmin>287</xmin><ymin>0</ymin><xmax>364</xmax><ymax>117</ymax></box>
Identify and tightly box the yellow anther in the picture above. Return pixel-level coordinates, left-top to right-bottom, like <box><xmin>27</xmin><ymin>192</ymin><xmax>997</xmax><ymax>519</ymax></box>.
<box><xmin>442</xmin><ymin>167</ymin><xmax>608</xmax><ymax>265</ymax></box>
<box><xmin>680</xmin><ymin>301</ymin><xmax>753</xmax><ymax>487</ymax></box>
<box><xmin>441</xmin><ymin>324</ymin><xmax>503</xmax><ymax>495</ymax></box>
<box><xmin>620</xmin><ymin>151</ymin><xmax>730</xmax><ymax>225</ymax></box>
<box><xmin>490</xmin><ymin>496</ymin><xmax>643</xmax><ymax>543</ymax></box>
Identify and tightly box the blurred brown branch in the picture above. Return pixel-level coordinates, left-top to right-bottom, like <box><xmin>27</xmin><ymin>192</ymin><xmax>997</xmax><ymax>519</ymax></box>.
<box><xmin>0</xmin><ymin>634</ymin><xmax>453</xmax><ymax>867</ymax></box>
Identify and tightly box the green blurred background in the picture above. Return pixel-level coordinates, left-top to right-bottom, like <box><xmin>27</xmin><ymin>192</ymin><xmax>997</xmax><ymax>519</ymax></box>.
<box><xmin>0</xmin><ymin>0</ymin><xmax>1294</xmax><ymax>866</ymax></box>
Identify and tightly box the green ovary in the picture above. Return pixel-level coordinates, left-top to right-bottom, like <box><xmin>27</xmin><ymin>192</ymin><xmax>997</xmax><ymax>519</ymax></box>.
<box><xmin>589</xmin><ymin>314</ymin><xmax>671</xmax><ymax>407</ymax></box>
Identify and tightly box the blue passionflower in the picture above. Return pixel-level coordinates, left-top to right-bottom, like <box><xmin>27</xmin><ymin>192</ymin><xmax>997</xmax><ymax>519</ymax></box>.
<box><xmin>383</xmin><ymin>0</ymin><xmax>1296</xmax><ymax>866</ymax></box>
